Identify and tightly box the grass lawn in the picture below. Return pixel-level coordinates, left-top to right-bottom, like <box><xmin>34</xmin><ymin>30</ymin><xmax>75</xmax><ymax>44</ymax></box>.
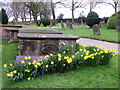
<box><xmin>2</xmin><ymin>40</ymin><xmax>119</xmax><ymax>88</ymax></box>
<box><xmin>25</xmin><ymin>23</ymin><xmax>120</xmax><ymax>43</ymax></box>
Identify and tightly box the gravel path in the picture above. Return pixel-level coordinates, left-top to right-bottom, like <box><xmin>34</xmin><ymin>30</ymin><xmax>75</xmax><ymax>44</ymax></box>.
<box><xmin>77</xmin><ymin>38</ymin><xmax>119</xmax><ymax>53</ymax></box>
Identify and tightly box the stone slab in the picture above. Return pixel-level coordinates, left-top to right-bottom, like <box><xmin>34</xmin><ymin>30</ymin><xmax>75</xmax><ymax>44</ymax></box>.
<box><xmin>19</xmin><ymin>29</ymin><xmax>63</xmax><ymax>34</ymax></box>
<box><xmin>17</xmin><ymin>33</ymin><xmax>79</xmax><ymax>40</ymax></box>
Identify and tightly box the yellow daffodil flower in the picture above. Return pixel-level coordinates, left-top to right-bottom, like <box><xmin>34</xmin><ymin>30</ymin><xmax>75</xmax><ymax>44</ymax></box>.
<box><xmin>21</xmin><ymin>60</ymin><xmax>25</xmax><ymax>64</ymax></box>
<box><xmin>34</xmin><ymin>65</ymin><xmax>38</xmax><ymax>68</ymax></box>
<box><xmin>79</xmin><ymin>49</ymin><xmax>82</xmax><ymax>51</ymax></box>
<box><xmin>24</xmin><ymin>56</ymin><xmax>28</xmax><ymax>60</ymax></box>
<box><xmin>45</xmin><ymin>65</ymin><xmax>49</xmax><ymax>68</ymax></box>
<box><xmin>64</xmin><ymin>56</ymin><xmax>69</xmax><ymax>59</ymax></box>
<box><xmin>72</xmin><ymin>55</ymin><xmax>75</xmax><ymax>58</ymax></box>
<box><xmin>44</xmin><ymin>55</ymin><xmax>49</xmax><ymax>58</ymax></box>
<box><xmin>32</xmin><ymin>60</ymin><xmax>37</xmax><ymax>65</ymax></box>
<box><xmin>28</xmin><ymin>77</ymin><xmax>31</xmax><ymax>80</ymax></box>
<box><xmin>80</xmin><ymin>55</ymin><xmax>83</xmax><ymax>57</ymax></box>
<box><xmin>58</xmin><ymin>54</ymin><xmax>62</xmax><ymax>57</ymax></box>
<box><xmin>91</xmin><ymin>57</ymin><xmax>94</xmax><ymax>59</ymax></box>
<box><xmin>50</xmin><ymin>54</ymin><xmax>53</xmax><ymax>56</ymax></box>
<box><xmin>63</xmin><ymin>51</ymin><xmax>66</xmax><ymax>54</ymax></box>
<box><xmin>28</xmin><ymin>56</ymin><xmax>31</xmax><ymax>60</ymax></box>
<box><xmin>58</xmin><ymin>58</ymin><xmax>61</xmax><ymax>61</ymax></box>
<box><xmin>36</xmin><ymin>63</ymin><xmax>41</xmax><ymax>66</ymax></box>
<box><xmin>28</xmin><ymin>62</ymin><xmax>31</xmax><ymax>65</ymax></box>
<box><xmin>10</xmin><ymin>63</ymin><xmax>13</xmax><ymax>67</ymax></box>
<box><xmin>13</xmin><ymin>70</ymin><xmax>17</xmax><ymax>74</ymax></box>
<box><xmin>63</xmin><ymin>64</ymin><xmax>65</xmax><ymax>66</ymax></box>
<box><xmin>71</xmin><ymin>45</ymin><xmax>73</xmax><ymax>47</ymax></box>
<box><xmin>3</xmin><ymin>64</ymin><xmax>7</xmax><ymax>68</ymax></box>
<box><xmin>62</xmin><ymin>42</ymin><xmax>66</xmax><ymax>46</ymax></box>
<box><xmin>51</xmin><ymin>61</ymin><xmax>54</xmax><ymax>64</ymax></box>
<box><xmin>67</xmin><ymin>58</ymin><xmax>72</xmax><ymax>63</ymax></box>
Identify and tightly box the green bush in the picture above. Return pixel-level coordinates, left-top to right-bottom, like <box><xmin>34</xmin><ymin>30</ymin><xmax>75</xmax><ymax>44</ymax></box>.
<box><xmin>107</xmin><ymin>11</ymin><xmax>120</xmax><ymax>29</ymax></box>
<box><xmin>41</xmin><ymin>17</ymin><xmax>50</xmax><ymax>27</ymax></box>
<box><xmin>0</xmin><ymin>8</ymin><xmax>8</xmax><ymax>24</ymax></box>
<box><xmin>86</xmin><ymin>11</ymin><xmax>100</xmax><ymax>28</ymax></box>
<box><xmin>3</xmin><ymin>43</ymin><xmax>119</xmax><ymax>83</ymax></box>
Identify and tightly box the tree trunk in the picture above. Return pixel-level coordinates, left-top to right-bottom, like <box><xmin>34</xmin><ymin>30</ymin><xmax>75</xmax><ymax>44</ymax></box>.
<box><xmin>32</xmin><ymin>11</ymin><xmax>37</xmax><ymax>23</ymax></box>
<box><xmin>51</xmin><ymin>1</ymin><xmax>55</xmax><ymax>20</ymax></box>
<box><xmin>115</xmin><ymin>3</ymin><xmax>117</xmax><ymax>13</ymax></box>
<box><xmin>72</xmin><ymin>9</ymin><xmax>74</xmax><ymax>24</ymax></box>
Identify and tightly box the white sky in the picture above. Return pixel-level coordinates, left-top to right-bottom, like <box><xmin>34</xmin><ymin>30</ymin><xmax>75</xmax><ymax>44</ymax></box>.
<box><xmin>0</xmin><ymin>0</ymin><xmax>120</xmax><ymax>21</ymax></box>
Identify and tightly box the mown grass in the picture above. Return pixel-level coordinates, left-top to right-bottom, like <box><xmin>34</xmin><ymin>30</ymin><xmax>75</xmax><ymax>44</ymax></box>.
<box><xmin>2</xmin><ymin>40</ymin><xmax>119</xmax><ymax>88</ymax></box>
<box><xmin>25</xmin><ymin>23</ymin><xmax>120</xmax><ymax>43</ymax></box>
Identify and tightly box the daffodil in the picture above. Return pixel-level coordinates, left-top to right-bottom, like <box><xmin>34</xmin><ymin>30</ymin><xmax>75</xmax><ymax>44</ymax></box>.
<box><xmin>32</xmin><ymin>60</ymin><xmax>37</xmax><ymax>64</ymax></box>
<box><xmin>3</xmin><ymin>64</ymin><xmax>7</xmax><ymax>68</ymax></box>
<box><xmin>13</xmin><ymin>70</ymin><xmax>17</xmax><ymax>74</ymax></box>
<box><xmin>51</xmin><ymin>61</ymin><xmax>54</xmax><ymax>64</ymax></box>
<box><xmin>24</xmin><ymin>69</ymin><xmax>30</xmax><ymax>72</ymax></box>
<box><xmin>21</xmin><ymin>60</ymin><xmax>25</xmax><ymax>64</ymax></box>
<box><xmin>38</xmin><ymin>59</ymin><xmax>42</xmax><ymax>62</ymax></box>
<box><xmin>36</xmin><ymin>63</ymin><xmax>41</xmax><ymax>66</ymax></box>
<box><xmin>63</xmin><ymin>51</ymin><xmax>66</xmax><ymax>54</ymax></box>
<box><xmin>71</xmin><ymin>45</ymin><xmax>73</xmax><ymax>47</ymax></box>
<box><xmin>91</xmin><ymin>57</ymin><xmax>94</xmax><ymax>59</ymax></box>
<box><xmin>80</xmin><ymin>55</ymin><xmax>83</xmax><ymax>57</ymax></box>
<box><xmin>10</xmin><ymin>63</ymin><xmax>13</xmax><ymax>67</ymax></box>
<box><xmin>67</xmin><ymin>58</ymin><xmax>72</xmax><ymax>63</ymax></box>
<box><xmin>44</xmin><ymin>55</ymin><xmax>49</xmax><ymax>58</ymax></box>
<box><xmin>58</xmin><ymin>54</ymin><xmax>62</xmax><ymax>58</ymax></box>
<box><xmin>79</xmin><ymin>49</ymin><xmax>82</xmax><ymax>51</ymax></box>
<box><xmin>45</xmin><ymin>65</ymin><xmax>49</xmax><ymax>68</ymax></box>
<box><xmin>63</xmin><ymin>64</ymin><xmax>65</xmax><ymax>66</ymax></box>
<box><xmin>50</xmin><ymin>54</ymin><xmax>53</xmax><ymax>56</ymax></box>
<box><xmin>28</xmin><ymin>77</ymin><xmax>31</xmax><ymax>80</ymax></box>
<box><xmin>62</xmin><ymin>42</ymin><xmax>66</xmax><ymax>46</ymax></box>
<box><xmin>34</xmin><ymin>65</ymin><xmax>38</xmax><ymax>68</ymax></box>
<box><xmin>28</xmin><ymin>62</ymin><xmax>31</xmax><ymax>65</ymax></box>
<box><xmin>64</xmin><ymin>56</ymin><xmax>69</xmax><ymax>59</ymax></box>
<box><xmin>58</xmin><ymin>58</ymin><xmax>61</xmax><ymax>61</ymax></box>
<box><xmin>6</xmin><ymin>73</ymin><xmax>13</xmax><ymax>77</ymax></box>
<box><xmin>41</xmin><ymin>62</ymin><xmax>43</xmax><ymax>64</ymax></box>
<box><xmin>102</xmin><ymin>55</ymin><xmax>104</xmax><ymax>58</ymax></box>
<box><xmin>28</xmin><ymin>56</ymin><xmax>31</xmax><ymax>60</ymax></box>
<box><xmin>72</xmin><ymin>55</ymin><xmax>75</xmax><ymax>58</ymax></box>
<box><xmin>24</xmin><ymin>56</ymin><xmax>28</xmax><ymax>60</ymax></box>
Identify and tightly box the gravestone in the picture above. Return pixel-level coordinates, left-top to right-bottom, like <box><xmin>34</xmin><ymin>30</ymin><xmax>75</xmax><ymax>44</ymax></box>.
<box><xmin>0</xmin><ymin>25</ymin><xmax>25</xmax><ymax>42</ymax></box>
<box><xmin>116</xmin><ymin>20</ymin><xmax>120</xmax><ymax>32</ymax></box>
<box><xmin>66</xmin><ymin>20</ymin><xmax>69</xmax><ymax>28</ymax></box>
<box><xmin>69</xmin><ymin>22</ymin><xmax>73</xmax><ymax>30</ymax></box>
<box><xmin>61</xmin><ymin>21</ymin><xmax>65</xmax><ymax>29</ymax></box>
<box><xmin>16</xmin><ymin>29</ymin><xmax>79</xmax><ymax>63</ymax></box>
<box><xmin>92</xmin><ymin>24</ymin><xmax>100</xmax><ymax>35</ymax></box>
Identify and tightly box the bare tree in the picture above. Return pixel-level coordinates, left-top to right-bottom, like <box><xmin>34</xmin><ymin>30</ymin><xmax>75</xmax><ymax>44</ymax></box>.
<box><xmin>62</xmin><ymin>0</ymin><xmax>86</xmax><ymax>23</ymax></box>
<box><xmin>50</xmin><ymin>0</ymin><xmax>62</xmax><ymax>20</ymax></box>
<box><xmin>103</xmin><ymin>0</ymin><xmax>119</xmax><ymax>13</ymax></box>
<box><xmin>86</xmin><ymin>0</ymin><xmax>103</xmax><ymax>12</ymax></box>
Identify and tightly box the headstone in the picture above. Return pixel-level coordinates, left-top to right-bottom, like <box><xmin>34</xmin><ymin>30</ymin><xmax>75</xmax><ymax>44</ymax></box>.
<box><xmin>61</xmin><ymin>21</ymin><xmax>65</xmax><ymax>29</ymax></box>
<box><xmin>92</xmin><ymin>24</ymin><xmax>100</xmax><ymax>35</ymax></box>
<box><xmin>116</xmin><ymin>20</ymin><xmax>120</xmax><ymax>32</ymax></box>
<box><xmin>66</xmin><ymin>20</ymin><xmax>69</xmax><ymax>28</ymax></box>
<box><xmin>51</xmin><ymin>19</ymin><xmax>56</xmax><ymax>26</ymax></box>
<box><xmin>69</xmin><ymin>22</ymin><xmax>73</xmax><ymax>30</ymax></box>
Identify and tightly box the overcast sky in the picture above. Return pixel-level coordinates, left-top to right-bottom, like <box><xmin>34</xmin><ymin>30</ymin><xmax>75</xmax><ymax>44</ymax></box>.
<box><xmin>0</xmin><ymin>0</ymin><xmax>120</xmax><ymax>20</ymax></box>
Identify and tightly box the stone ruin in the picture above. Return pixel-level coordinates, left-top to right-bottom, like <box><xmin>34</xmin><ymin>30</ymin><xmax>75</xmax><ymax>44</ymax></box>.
<box><xmin>16</xmin><ymin>29</ymin><xmax>79</xmax><ymax>63</ymax></box>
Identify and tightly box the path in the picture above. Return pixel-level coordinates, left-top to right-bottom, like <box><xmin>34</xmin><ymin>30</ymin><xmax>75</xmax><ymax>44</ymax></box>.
<box><xmin>77</xmin><ymin>38</ymin><xmax>119</xmax><ymax>53</ymax></box>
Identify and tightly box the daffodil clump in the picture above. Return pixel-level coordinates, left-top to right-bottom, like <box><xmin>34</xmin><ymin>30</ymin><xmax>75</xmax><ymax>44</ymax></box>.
<box><xmin>3</xmin><ymin>43</ymin><xmax>120</xmax><ymax>82</ymax></box>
